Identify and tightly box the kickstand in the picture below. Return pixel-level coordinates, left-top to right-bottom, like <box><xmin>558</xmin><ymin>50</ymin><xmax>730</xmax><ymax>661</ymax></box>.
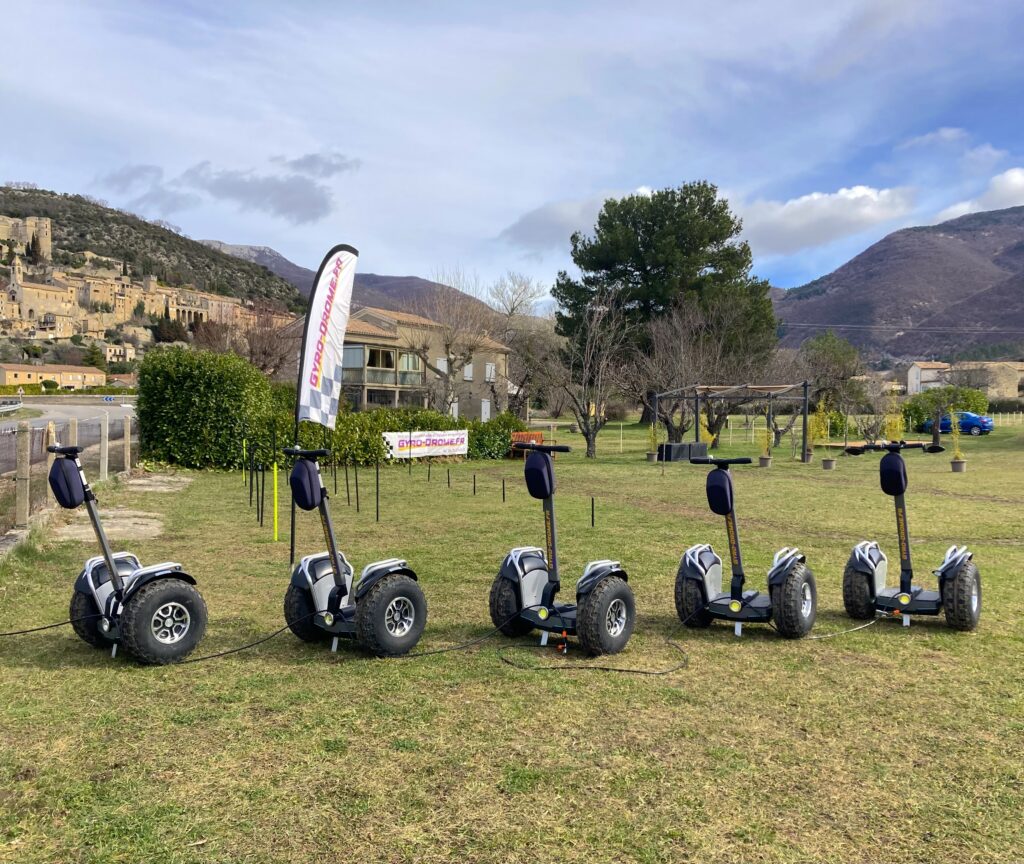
<box><xmin>734</xmin><ymin>622</ymin><xmax>743</xmax><ymax>638</ymax></box>
<box><xmin>902</xmin><ymin>614</ymin><xmax>910</xmax><ymax>628</ymax></box>
<box><xmin>539</xmin><ymin>631</ymin><xmax>549</xmax><ymax>647</ymax></box>
<box><xmin>331</xmin><ymin>636</ymin><xmax>339</xmax><ymax>653</ymax></box>
<box><xmin>110</xmin><ymin>643</ymin><xmax>118</xmax><ymax>659</ymax></box>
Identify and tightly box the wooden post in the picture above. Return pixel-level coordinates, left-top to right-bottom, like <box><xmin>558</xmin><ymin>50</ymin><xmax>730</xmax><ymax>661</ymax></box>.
<box><xmin>69</xmin><ymin>417</ymin><xmax>78</xmax><ymax>447</ymax></box>
<box><xmin>44</xmin><ymin>422</ymin><xmax>56</xmax><ymax>505</ymax></box>
<box><xmin>15</xmin><ymin>422</ymin><xmax>30</xmax><ymax>528</ymax></box>
<box><xmin>99</xmin><ymin>413</ymin><xmax>109</xmax><ymax>481</ymax></box>
<box><xmin>123</xmin><ymin>415</ymin><xmax>132</xmax><ymax>471</ymax></box>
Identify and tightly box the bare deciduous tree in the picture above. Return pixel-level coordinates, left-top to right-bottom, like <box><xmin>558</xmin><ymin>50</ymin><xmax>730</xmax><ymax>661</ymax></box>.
<box><xmin>617</xmin><ymin>305</ymin><xmax>704</xmax><ymax>443</ymax></box>
<box><xmin>246</xmin><ymin>311</ymin><xmax>300</xmax><ymax>379</ymax></box>
<box><xmin>544</xmin><ymin>295</ymin><xmax>629</xmax><ymax>458</ymax></box>
<box><xmin>407</xmin><ymin>267</ymin><xmax>497</xmax><ymax>414</ymax></box>
<box><xmin>759</xmin><ymin>348</ymin><xmax>804</xmax><ymax>447</ymax></box>
<box><xmin>487</xmin><ymin>272</ymin><xmax>557</xmax><ymax>418</ymax></box>
<box><xmin>854</xmin><ymin>377</ymin><xmax>901</xmax><ymax>444</ymax></box>
<box><xmin>193</xmin><ymin>321</ymin><xmax>243</xmax><ymax>355</ymax></box>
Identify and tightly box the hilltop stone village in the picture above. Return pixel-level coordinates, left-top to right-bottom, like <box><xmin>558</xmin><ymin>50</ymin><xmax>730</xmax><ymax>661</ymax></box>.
<box><xmin>0</xmin><ymin>214</ymin><xmax>511</xmax><ymax>418</ymax></box>
<box><xmin>0</xmin><ymin>214</ymin><xmax>294</xmax><ymax>346</ymax></box>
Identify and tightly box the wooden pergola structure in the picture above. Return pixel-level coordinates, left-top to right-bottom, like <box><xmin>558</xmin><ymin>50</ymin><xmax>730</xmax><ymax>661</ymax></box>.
<box><xmin>653</xmin><ymin>381</ymin><xmax>811</xmax><ymax>462</ymax></box>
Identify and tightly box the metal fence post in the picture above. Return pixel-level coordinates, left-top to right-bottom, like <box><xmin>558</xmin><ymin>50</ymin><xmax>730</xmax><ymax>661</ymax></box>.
<box><xmin>99</xmin><ymin>414</ymin><xmax>109</xmax><ymax>481</ymax></box>
<box><xmin>123</xmin><ymin>416</ymin><xmax>132</xmax><ymax>471</ymax></box>
<box><xmin>15</xmin><ymin>422</ymin><xmax>29</xmax><ymax>528</ymax></box>
<box><xmin>69</xmin><ymin>417</ymin><xmax>78</xmax><ymax>447</ymax></box>
<box><xmin>45</xmin><ymin>421</ymin><xmax>56</xmax><ymax>505</ymax></box>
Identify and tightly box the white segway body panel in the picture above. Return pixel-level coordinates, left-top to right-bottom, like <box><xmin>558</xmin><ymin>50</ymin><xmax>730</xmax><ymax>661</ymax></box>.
<box><xmin>499</xmin><ymin>547</ymin><xmax>548</xmax><ymax>608</ymax></box>
<box><xmin>934</xmin><ymin>545</ymin><xmax>973</xmax><ymax>581</ymax></box>
<box><xmin>848</xmin><ymin>540</ymin><xmax>888</xmax><ymax>596</ymax></box>
<box><xmin>680</xmin><ymin>543</ymin><xmax>723</xmax><ymax>603</ymax></box>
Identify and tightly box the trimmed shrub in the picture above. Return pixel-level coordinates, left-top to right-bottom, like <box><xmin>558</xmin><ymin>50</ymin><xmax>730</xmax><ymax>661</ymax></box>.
<box><xmin>138</xmin><ymin>347</ymin><xmax>271</xmax><ymax>468</ymax></box>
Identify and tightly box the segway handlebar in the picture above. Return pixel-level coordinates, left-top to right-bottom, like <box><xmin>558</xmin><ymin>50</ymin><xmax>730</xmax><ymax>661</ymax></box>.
<box><xmin>47</xmin><ymin>444</ymin><xmax>82</xmax><ymax>456</ymax></box>
<box><xmin>845</xmin><ymin>441</ymin><xmax>945</xmax><ymax>456</ymax></box>
<box><xmin>690</xmin><ymin>456</ymin><xmax>752</xmax><ymax>467</ymax></box>
<box><xmin>283</xmin><ymin>447</ymin><xmax>332</xmax><ymax>459</ymax></box>
<box><xmin>513</xmin><ymin>442</ymin><xmax>571</xmax><ymax>454</ymax></box>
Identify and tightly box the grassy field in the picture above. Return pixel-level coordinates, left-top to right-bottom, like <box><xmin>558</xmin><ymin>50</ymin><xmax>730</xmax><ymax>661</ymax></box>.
<box><xmin>1</xmin><ymin>423</ymin><xmax>1022</xmax><ymax>863</ymax></box>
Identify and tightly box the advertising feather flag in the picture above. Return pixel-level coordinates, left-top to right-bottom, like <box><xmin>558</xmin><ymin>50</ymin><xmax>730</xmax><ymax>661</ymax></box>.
<box><xmin>295</xmin><ymin>244</ymin><xmax>358</xmax><ymax>430</ymax></box>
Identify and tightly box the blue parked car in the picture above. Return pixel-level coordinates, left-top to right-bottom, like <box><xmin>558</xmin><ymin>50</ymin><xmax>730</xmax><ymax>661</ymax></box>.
<box><xmin>920</xmin><ymin>411</ymin><xmax>994</xmax><ymax>436</ymax></box>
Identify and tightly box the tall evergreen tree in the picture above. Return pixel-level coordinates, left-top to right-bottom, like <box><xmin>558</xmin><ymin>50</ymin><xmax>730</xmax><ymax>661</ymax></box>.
<box><xmin>82</xmin><ymin>341</ymin><xmax>107</xmax><ymax>371</ymax></box>
<box><xmin>552</xmin><ymin>183</ymin><xmax>775</xmax><ymax>361</ymax></box>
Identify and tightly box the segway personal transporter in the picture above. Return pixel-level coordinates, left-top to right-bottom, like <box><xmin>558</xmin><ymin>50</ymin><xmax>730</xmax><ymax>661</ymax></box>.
<box><xmin>284</xmin><ymin>447</ymin><xmax>427</xmax><ymax>656</ymax></box>
<box><xmin>489</xmin><ymin>442</ymin><xmax>635</xmax><ymax>655</ymax></box>
<box><xmin>48</xmin><ymin>444</ymin><xmax>207</xmax><ymax>663</ymax></box>
<box><xmin>676</xmin><ymin>456</ymin><xmax>816</xmax><ymax>638</ymax></box>
<box><xmin>843</xmin><ymin>441</ymin><xmax>980</xmax><ymax>630</ymax></box>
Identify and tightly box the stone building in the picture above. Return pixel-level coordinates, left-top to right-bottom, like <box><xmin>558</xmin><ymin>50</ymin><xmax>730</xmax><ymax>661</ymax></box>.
<box><xmin>0</xmin><ymin>215</ymin><xmax>52</xmax><ymax>259</ymax></box>
<box><xmin>0</xmin><ymin>363</ymin><xmax>106</xmax><ymax>390</ymax></box>
<box><xmin>351</xmin><ymin>307</ymin><xmax>510</xmax><ymax>421</ymax></box>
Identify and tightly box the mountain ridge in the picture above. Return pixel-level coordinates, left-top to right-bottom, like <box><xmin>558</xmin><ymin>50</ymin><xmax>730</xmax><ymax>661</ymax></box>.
<box><xmin>201</xmin><ymin>240</ymin><xmax>496</xmax><ymax>318</ymax></box>
<box><xmin>774</xmin><ymin>205</ymin><xmax>1024</xmax><ymax>357</ymax></box>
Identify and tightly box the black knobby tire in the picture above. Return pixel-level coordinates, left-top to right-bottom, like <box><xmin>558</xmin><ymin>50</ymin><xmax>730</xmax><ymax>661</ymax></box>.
<box><xmin>489</xmin><ymin>575</ymin><xmax>533</xmax><ymax>637</ymax></box>
<box><xmin>69</xmin><ymin>590</ymin><xmax>111</xmax><ymax>648</ymax></box>
<box><xmin>771</xmin><ymin>563</ymin><xmax>816</xmax><ymax>639</ymax></box>
<box><xmin>284</xmin><ymin>583</ymin><xmax>330</xmax><ymax>643</ymax></box>
<box><xmin>842</xmin><ymin>562</ymin><xmax>875</xmax><ymax>620</ymax></box>
<box><xmin>121</xmin><ymin>579</ymin><xmax>208</xmax><ymax>665</ymax></box>
<box><xmin>577</xmin><ymin>576</ymin><xmax>635</xmax><ymax>656</ymax></box>
<box><xmin>943</xmin><ymin>560</ymin><xmax>981</xmax><ymax>631</ymax></box>
<box><xmin>674</xmin><ymin>564</ymin><xmax>713</xmax><ymax>628</ymax></box>
<box><xmin>355</xmin><ymin>574</ymin><xmax>427</xmax><ymax>657</ymax></box>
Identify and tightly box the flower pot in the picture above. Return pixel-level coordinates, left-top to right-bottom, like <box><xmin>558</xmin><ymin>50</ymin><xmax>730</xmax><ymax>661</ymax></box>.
<box><xmin>951</xmin><ymin>459</ymin><xmax>966</xmax><ymax>473</ymax></box>
<box><xmin>822</xmin><ymin>458</ymin><xmax>836</xmax><ymax>471</ymax></box>
<box><xmin>759</xmin><ymin>456</ymin><xmax>772</xmax><ymax>468</ymax></box>
<box><xmin>646</xmin><ymin>452</ymin><xmax>658</xmax><ymax>463</ymax></box>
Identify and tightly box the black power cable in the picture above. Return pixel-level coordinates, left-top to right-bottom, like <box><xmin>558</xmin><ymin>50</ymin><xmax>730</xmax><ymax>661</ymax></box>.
<box><xmin>496</xmin><ymin>639</ymin><xmax>689</xmax><ymax>676</ymax></box>
<box><xmin>176</xmin><ymin>617</ymin><xmax>313</xmax><ymax>665</ymax></box>
<box><xmin>0</xmin><ymin>614</ymin><xmax>100</xmax><ymax>637</ymax></box>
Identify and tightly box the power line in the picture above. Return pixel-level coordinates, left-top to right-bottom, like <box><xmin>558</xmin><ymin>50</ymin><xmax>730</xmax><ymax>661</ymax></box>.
<box><xmin>779</xmin><ymin>321</ymin><xmax>1024</xmax><ymax>335</ymax></box>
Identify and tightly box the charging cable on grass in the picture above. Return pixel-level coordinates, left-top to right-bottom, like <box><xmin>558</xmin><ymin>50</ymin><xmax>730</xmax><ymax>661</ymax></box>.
<box><xmin>0</xmin><ymin>615</ymin><xmax>100</xmax><ymax>637</ymax></box>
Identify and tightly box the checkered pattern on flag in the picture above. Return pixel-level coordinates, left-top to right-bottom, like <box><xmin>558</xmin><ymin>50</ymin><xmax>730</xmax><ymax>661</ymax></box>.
<box><xmin>297</xmin><ymin>245</ymin><xmax>358</xmax><ymax>430</ymax></box>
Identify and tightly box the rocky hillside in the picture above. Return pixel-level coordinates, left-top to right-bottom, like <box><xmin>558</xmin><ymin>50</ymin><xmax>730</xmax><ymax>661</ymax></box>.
<box><xmin>775</xmin><ymin>206</ymin><xmax>1024</xmax><ymax>357</ymax></box>
<box><xmin>0</xmin><ymin>187</ymin><xmax>304</xmax><ymax>311</ymax></box>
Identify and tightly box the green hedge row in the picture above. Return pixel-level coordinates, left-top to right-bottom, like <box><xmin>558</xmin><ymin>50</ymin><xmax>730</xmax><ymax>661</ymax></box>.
<box><xmin>138</xmin><ymin>348</ymin><xmax>526</xmax><ymax>468</ymax></box>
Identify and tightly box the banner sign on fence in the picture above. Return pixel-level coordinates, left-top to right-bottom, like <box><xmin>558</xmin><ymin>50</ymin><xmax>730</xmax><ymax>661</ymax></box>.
<box><xmin>296</xmin><ymin>244</ymin><xmax>358</xmax><ymax>430</ymax></box>
<box><xmin>382</xmin><ymin>430</ymin><xmax>469</xmax><ymax>459</ymax></box>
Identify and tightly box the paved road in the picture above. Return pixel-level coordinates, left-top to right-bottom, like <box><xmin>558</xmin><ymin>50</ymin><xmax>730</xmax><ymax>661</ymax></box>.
<box><xmin>0</xmin><ymin>401</ymin><xmax>135</xmax><ymax>433</ymax></box>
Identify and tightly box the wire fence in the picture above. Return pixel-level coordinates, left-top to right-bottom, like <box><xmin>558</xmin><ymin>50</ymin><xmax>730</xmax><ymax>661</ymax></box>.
<box><xmin>0</xmin><ymin>416</ymin><xmax>136</xmax><ymax>538</ymax></box>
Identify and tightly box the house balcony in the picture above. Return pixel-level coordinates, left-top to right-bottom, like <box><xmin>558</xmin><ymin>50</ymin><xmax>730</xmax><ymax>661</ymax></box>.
<box><xmin>341</xmin><ymin>367</ymin><xmax>426</xmax><ymax>387</ymax></box>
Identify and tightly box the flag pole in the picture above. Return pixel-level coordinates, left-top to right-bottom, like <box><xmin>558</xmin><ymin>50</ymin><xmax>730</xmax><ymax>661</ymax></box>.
<box><xmin>291</xmin><ymin>244</ymin><xmax>359</xmax><ymax>565</ymax></box>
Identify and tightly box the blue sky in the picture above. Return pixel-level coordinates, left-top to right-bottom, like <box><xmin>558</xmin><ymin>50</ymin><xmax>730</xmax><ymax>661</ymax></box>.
<box><xmin>3</xmin><ymin>0</ymin><xmax>1024</xmax><ymax>290</ymax></box>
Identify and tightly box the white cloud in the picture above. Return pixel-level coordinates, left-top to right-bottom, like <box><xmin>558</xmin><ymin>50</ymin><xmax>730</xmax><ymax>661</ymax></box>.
<box><xmin>498</xmin><ymin>187</ymin><xmax>652</xmax><ymax>253</ymax></box>
<box><xmin>739</xmin><ymin>185</ymin><xmax>916</xmax><ymax>256</ymax></box>
<box><xmin>961</xmin><ymin>144</ymin><xmax>1008</xmax><ymax>174</ymax></box>
<box><xmin>935</xmin><ymin>167</ymin><xmax>1024</xmax><ymax>222</ymax></box>
<box><xmin>896</xmin><ymin>126</ymin><xmax>968</xmax><ymax>150</ymax></box>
